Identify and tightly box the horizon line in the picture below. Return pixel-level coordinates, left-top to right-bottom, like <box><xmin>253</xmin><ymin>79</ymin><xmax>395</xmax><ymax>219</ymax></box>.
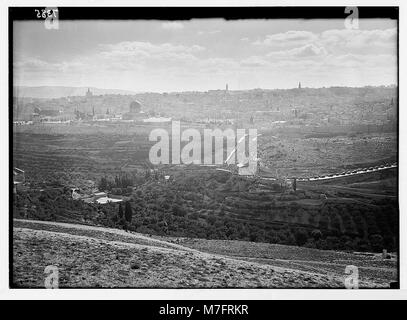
<box><xmin>14</xmin><ymin>83</ymin><xmax>398</xmax><ymax>96</ymax></box>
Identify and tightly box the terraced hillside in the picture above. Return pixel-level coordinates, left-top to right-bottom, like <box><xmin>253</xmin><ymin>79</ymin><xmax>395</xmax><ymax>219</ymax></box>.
<box><xmin>13</xmin><ymin>127</ymin><xmax>154</xmax><ymax>186</ymax></box>
<box><xmin>13</xmin><ymin>122</ymin><xmax>398</xmax><ymax>257</ymax></box>
<box><xmin>13</xmin><ymin>163</ymin><xmax>398</xmax><ymax>253</ymax></box>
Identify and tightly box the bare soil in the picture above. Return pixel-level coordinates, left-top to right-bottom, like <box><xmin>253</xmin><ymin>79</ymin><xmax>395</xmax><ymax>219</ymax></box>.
<box><xmin>13</xmin><ymin>219</ymin><xmax>395</xmax><ymax>288</ymax></box>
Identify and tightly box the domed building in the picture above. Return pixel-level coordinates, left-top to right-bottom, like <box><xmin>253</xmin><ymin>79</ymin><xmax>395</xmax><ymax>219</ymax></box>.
<box><xmin>122</xmin><ymin>100</ymin><xmax>146</xmax><ymax>121</ymax></box>
<box><xmin>129</xmin><ymin>100</ymin><xmax>142</xmax><ymax>113</ymax></box>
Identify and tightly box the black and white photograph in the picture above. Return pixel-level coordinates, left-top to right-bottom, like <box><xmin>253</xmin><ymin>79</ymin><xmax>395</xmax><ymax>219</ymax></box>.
<box><xmin>6</xmin><ymin>3</ymin><xmax>402</xmax><ymax>294</ymax></box>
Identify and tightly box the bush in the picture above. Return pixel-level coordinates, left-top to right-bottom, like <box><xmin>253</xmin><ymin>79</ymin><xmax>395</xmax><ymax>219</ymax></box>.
<box><xmin>111</xmin><ymin>188</ymin><xmax>122</xmax><ymax>195</ymax></box>
<box><xmin>369</xmin><ymin>234</ymin><xmax>384</xmax><ymax>252</ymax></box>
<box><xmin>130</xmin><ymin>260</ymin><xmax>141</xmax><ymax>269</ymax></box>
<box><xmin>124</xmin><ymin>201</ymin><xmax>133</xmax><ymax>223</ymax></box>
<box><xmin>172</xmin><ymin>204</ymin><xmax>187</xmax><ymax>217</ymax></box>
<box><xmin>294</xmin><ymin>229</ymin><xmax>308</xmax><ymax>246</ymax></box>
<box><xmin>311</xmin><ymin>229</ymin><xmax>322</xmax><ymax>240</ymax></box>
<box><xmin>326</xmin><ymin>236</ymin><xmax>340</xmax><ymax>250</ymax></box>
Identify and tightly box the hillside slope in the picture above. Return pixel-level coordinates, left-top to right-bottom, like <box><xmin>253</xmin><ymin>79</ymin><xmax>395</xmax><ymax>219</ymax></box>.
<box><xmin>12</xmin><ymin>220</ymin><xmax>395</xmax><ymax>288</ymax></box>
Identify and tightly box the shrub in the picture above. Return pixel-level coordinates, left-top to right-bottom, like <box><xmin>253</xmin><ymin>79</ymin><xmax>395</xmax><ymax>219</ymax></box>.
<box><xmin>118</xmin><ymin>204</ymin><xmax>124</xmax><ymax>220</ymax></box>
<box><xmin>172</xmin><ymin>204</ymin><xmax>187</xmax><ymax>217</ymax></box>
<box><xmin>294</xmin><ymin>229</ymin><xmax>308</xmax><ymax>246</ymax></box>
<box><xmin>124</xmin><ymin>201</ymin><xmax>133</xmax><ymax>223</ymax></box>
<box><xmin>311</xmin><ymin>229</ymin><xmax>323</xmax><ymax>240</ymax></box>
<box><xmin>369</xmin><ymin>234</ymin><xmax>384</xmax><ymax>252</ymax></box>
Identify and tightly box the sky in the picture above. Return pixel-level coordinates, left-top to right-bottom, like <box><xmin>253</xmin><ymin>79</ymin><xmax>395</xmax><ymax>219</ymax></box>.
<box><xmin>13</xmin><ymin>18</ymin><xmax>397</xmax><ymax>92</ymax></box>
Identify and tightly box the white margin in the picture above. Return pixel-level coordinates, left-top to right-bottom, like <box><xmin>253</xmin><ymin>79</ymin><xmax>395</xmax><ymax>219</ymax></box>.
<box><xmin>1</xmin><ymin>0</ymin><xmax>406</xmax><ymax>300</ymax></box>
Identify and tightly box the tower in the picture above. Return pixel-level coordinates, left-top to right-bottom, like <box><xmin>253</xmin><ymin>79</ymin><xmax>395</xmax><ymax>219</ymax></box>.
<box><xmin>226</xmin><ymin>83</ymin><xmax>228</xmax><ymax>92</ymax></box>
<box><xmin>86</xmin><ymin>88</ymin><xmax>93</xmax><ymax>98</ymax></box>
<box><xmin>298</xmin><ymin>82</ymin><xmax>301</xmax><ymax>89</ymax></box>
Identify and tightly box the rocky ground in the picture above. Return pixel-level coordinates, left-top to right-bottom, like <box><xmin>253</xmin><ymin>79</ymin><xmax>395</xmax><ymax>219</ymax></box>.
<box><xmin>12</xmin><ymin>219</ymin><xmax>396</xmax><ymax>288</ymax></box>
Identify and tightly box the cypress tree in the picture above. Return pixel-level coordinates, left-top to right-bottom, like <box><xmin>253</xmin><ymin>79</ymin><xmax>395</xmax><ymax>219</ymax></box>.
<box><xmin>118</xmin><ymin>203</ymin><xmax>123</xmax><ymax>219</ymax></box>
<box><xmin>124</xmin><ymin>201</ymin><xmax>133</xmax><ymax>223</ymax></box>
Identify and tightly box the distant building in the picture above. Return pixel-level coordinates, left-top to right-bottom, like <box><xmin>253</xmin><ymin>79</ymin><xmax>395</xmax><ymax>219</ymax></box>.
<box><xmin>298</xmin><ymin>82</ymin><xmax>301</xmax><ymax>89</ymax></box>
<box><xmin>143</xmin><ymin>117</ymin><xmax>172</xmax><ymax>123</ymax></box>
<box><xmin>122</xmin><ymin>100</ymin><xmax>147</xmax><ymax>121</ymax></box>
<box><xmin>13</xmin><ymin>167</ymin><xmax>25</xmax><ymax>183</ymax></box>
<box><xmin>129</xmin><ymin>100</ymin><xmax>142</xmax><ymax>113</ymax></box>
<box><xmin>13</xmin><ymin>167</ymin><xmax>25</xmax><ymax>194</ymax></box>
<box><xmin>96</xmin><ymin>196</ymin><xmax>123</xmax><ymax>204</ymax></box>
<box><xmin>80</xmin><ymin>191</ymin><xmax>123</xmax><ymax>204</ymax></box>
<box><xmin>71</xmin><ymin>188</ymin><xmax>81</xmax><ymax>200</ymax></box>
<box><xmin>33</xmin><ymin>107</ymin><xmax>60</xmax><ymax>117</ymax></box>
<box><xmin>86</xmin><ymin>88</ymin><xmax>93</xmax><ymax>98</ymax></box>
<box><xmin>94</xmin><ymin>191</ymin><xmax>107</xmax><ymax>198</ymax></box>
<box><xmin>75</xmin><ymin>109</ymin><xmax>93</xmax><ymax>121</ymax></box>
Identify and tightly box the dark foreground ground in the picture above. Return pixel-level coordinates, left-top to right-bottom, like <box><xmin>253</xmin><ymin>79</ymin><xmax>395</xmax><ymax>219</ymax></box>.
<box><xmin>13</xmin><ymin>219</ymin><xmax>397</xmax><ymax>288</ymax></box>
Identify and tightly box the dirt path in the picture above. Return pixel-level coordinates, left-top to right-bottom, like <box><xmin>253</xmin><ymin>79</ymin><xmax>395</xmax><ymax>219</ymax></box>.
<box><xmin>12</xmin><ymin>219</ymin><xmax>389</xmax><ymax>288</ymax></box>
<box><xmin>14</xmin><ymin>219</ymin><xmax>198</xmax><ymax>252</ymax></box>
